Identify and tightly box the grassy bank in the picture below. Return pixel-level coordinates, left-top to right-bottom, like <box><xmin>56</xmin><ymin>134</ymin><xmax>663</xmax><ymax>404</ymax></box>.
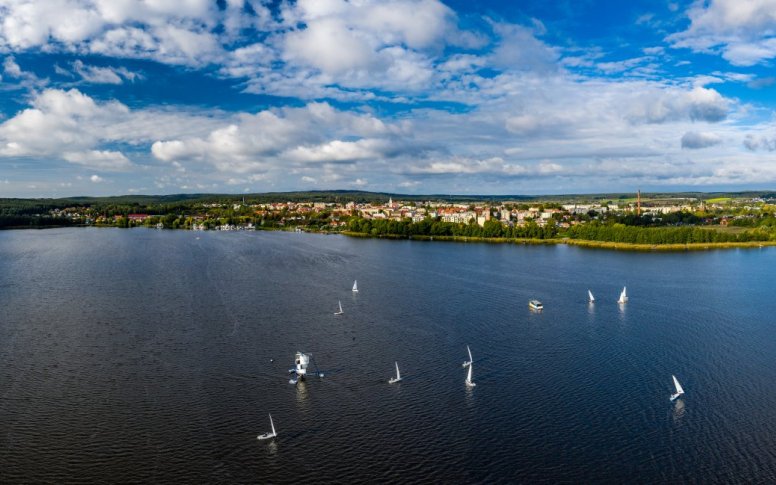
<box><xmin>341</xmin><ymin>231</ymin><xmax>775</xmax><ymax>251</ymax></box>
<box><xmin>342</xmin><ymin>231</ymin><xmax>559</xmax><ymax>245</ymax></box>
<box><xmin>562</xmin><ymin>239</ymin><xmax>775</xmax><ymax>251</ymax></box>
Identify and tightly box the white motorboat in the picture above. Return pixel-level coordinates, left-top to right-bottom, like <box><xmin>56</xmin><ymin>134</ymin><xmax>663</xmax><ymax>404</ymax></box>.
<box><xmin>529</xmin><ymin>299</ymin><xmax>543</xmax><ymax>311</ymax></box>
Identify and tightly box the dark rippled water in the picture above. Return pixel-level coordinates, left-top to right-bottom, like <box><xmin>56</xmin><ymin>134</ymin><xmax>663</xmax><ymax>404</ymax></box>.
<box><xmin>2</xmin><ymin>228</ymin><xmax>776</xmax><ymax>483</ymax></box>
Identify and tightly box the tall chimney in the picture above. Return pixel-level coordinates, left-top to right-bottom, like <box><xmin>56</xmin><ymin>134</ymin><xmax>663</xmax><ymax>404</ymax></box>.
<box><xmin>637</xmin><ymin>190</ymin><xmax>641</xmax><ymax>216</ymax></box>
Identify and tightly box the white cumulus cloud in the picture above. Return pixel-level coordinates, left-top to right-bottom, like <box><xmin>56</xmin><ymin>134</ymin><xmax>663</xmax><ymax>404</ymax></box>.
<box><xmin>669</xmin><ymin>0</ymin><xmax>776</xmax><ymax>66</ymax></box>
<box><xmin>65</xmin><ymin>150</ymin><xmax>132</xmax><ymax>170</ymax></box>
<box><xmin>0</xmin><ymin>0</ymin><xmax>222</xmax><ymax>66</ymax></box>
<box><xmin>151</xmin><ymin>102</ymin><xmax>406</xmax><ymax>172</ymax></box>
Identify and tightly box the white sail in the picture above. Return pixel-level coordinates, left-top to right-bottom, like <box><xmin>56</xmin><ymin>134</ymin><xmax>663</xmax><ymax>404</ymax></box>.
<box><xmin>618</xmin><ymin>286</ymin><xmax>628</xmax><ymax>303</ymax></box>
<box><xmin>335</xmin><ymin>300</ymin><xmax>343</xmax><ymax>315</ymax></box>
<box><xmin>588</xmin><ymin>290</ymin><xmax>595</xmax><ymax>302</ymax></box>
<box><xmin>389</xmin><ymin>361</ymin><xmax>402</xmax><ymax>383</ymax></box>
<box><xmin>673</xmin><ymin>375</ymin><xmax>684</xmax><ymax>395</ymax></box>
<box><xmin>466</xmin><ymin>363</ymin><xmax>476</xmax><ymax>387</ymax></box>
<box><xmin>257</xmin><ymin>413</ymin><xmax>277</xmax><ymax>440</ymax></box>
<box><xmin>462</xmin><ymin>345</ymin><xmax>472</xmax><ymax>368</ymax></box>
<box><xmin>352</xmin><ymin>280</ymin><xmax>358</xmax><ymax>292</ymax></box>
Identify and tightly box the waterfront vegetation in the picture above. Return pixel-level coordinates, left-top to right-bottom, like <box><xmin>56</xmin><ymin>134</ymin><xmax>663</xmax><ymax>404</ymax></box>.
<box><xmin>3</xmin><ymin>190</ymin><xmax>776</xmax><ymax>249</ymax></box>
<box><xmin>345</xmin><ymin>217</ymin><xmax>560</xmax><ymax>239</ymax></box>
<box><xmin>345</xmin><ymin>217</ymin><xmax>770</xmax><ymax>245</ymax></box>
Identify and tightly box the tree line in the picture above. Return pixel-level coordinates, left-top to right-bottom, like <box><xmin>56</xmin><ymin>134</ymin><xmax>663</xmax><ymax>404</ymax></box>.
<box><xmin>345</xmin><ymin>216</ymin><xmax>771</xmax><ymax>244</ymax></box>
<box><xmin>0</xmin><ymin>214</ymin><xmax>77</xmax><ymax>228</ymax></box>
<box><xmin>567</xmin><ymin>222</ymin><xmax>768</xmax><ymax>244</ymax></box>
<box><xmin>347</xmin><ymin>217</ymin><xmax>559</xmax><ymax>239</ymax></box>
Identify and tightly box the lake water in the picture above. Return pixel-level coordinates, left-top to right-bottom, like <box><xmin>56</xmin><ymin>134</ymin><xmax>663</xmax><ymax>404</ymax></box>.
<box><xmin>1</xmin><ymin>228</ymin><xmax>776</xmax><ymax>483</ymax></box>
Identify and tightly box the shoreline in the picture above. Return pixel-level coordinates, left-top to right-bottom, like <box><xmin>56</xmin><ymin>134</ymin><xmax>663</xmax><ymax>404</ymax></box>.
<box><xmin>340</xmin><ymin>231</ymin><xmax>774</xmax><ymax>252</ymax></box>
<box><xmin>2</xmin><ymin>225</ymin><xmax>771</xmax><ymax>251</ymax></box>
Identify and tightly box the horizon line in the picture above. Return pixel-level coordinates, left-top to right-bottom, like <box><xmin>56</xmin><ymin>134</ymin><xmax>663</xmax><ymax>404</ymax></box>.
<box><xmin>4</xmin><ymin>188</ymin><xmax>776</xmax><ymax>202</ymax></box>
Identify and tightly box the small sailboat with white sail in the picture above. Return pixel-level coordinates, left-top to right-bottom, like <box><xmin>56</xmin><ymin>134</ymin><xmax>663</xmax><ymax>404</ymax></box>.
<box><xmin>352</xmin><ymin>280</ymin><xmax>358</xmax><ymax>292</ymax></box>
<box><xmin>256</xmin><ymin>414</ymin><xmax>277</xmax><ymax>440</ymax></box>
<box><xmin>465</xmin><ymin>363</ymin><xmax>476</xmax><ymax>387</ymax></box>
<box><xmin>334</xmin><ymin>300</ymin><xmax>344</xmax><ymax>315</ymax></box>
<box><xmin>588</xmin><ymin>289</ymin><xmax>595</xmax><ymax>303</ymax></box>
<box><xmin>462</xmin><ymin>345</ymin><xmax>472</xmax><ymax>368</ymax></box>
<box><xmin>617</xmin><ymin>286</ymin><xmax>628</xmax><ymax>304</ymax></box>
<box><xmin>670</xmin><ymin>375</ymin><xmax>684</xmax><ymax>401</ymax></box>
<box><xmin>388</xmin><ymin>362</ymin><xmax>402</xmax><ymax>384</ymax></box>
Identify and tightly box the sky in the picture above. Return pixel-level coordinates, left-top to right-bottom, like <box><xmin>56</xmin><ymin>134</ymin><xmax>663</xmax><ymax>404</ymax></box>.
<box><xmin>2</xmin><ymin>0</ymin><xmax>776</xmax><ymax>197</ymax></box>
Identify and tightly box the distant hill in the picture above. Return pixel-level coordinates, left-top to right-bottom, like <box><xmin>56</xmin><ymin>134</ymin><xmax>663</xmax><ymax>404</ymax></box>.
<box><xmin>3</xmin><ymin>189</ymin><xmax>776</xmax><ymax>208</ymax></box>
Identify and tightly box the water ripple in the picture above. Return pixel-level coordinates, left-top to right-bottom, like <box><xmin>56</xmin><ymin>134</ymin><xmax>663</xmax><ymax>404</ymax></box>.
<box><xmin>2</xmin><ymin>230</ymin><xmax>776</xmax><ymax>482</ymax></box>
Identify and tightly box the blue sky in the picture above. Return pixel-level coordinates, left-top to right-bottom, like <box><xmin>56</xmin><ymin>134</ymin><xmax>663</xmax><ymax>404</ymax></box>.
<box><xmin>2</xmin><ymin>0</ymin><xmax>776</xmax><ymax>197</ymax></box>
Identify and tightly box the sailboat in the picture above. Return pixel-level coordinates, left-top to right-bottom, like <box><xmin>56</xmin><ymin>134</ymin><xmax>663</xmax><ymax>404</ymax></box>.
<box><xmin>334</xmin><ymin>300</ymin><xmax>344</xmax><ymax>315</ymax></box>
<box><xmin>670</xmin><ymin>375</ymin><xmax>684</xmax><ymax>401</ymax></box>
<box><xmin>465</xmin><ymin>363</ymin><xmax>476</xmax><ymax>387</ymax></box>
<box><xmin>388</xmin><ymin>362</ymin><xmax>402</xmax><ymax>384</ymax></box>
<box><xmin>588</xmin><ymin>289</ymin><xmax>595</xmax><ymax>303</ymax></box>
<box><xmin>462</xmin><ymin>345</ymin><xmax>472</xmax><ymax>368</ymax></box>
<box><xmin>617</xmin><ymin>286</ymin><xmax>628</xmax><ymax>304</ymax></box>
<box><xmin>256</xmin><ymin>414</ymin><xmax>277</xmax><ymax>440</ymax></box>
<box><xmin>352</xmin><ymin>280</ymin><xmax>358</xmax><ymax>292</ymax></box>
